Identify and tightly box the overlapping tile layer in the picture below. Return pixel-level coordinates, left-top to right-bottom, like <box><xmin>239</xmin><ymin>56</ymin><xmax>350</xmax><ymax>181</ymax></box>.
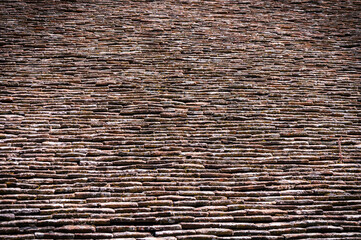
<box><xmin>0</xmin><ymin>0</ymin><xmax>360</xmax><ymax>239</ymax></box>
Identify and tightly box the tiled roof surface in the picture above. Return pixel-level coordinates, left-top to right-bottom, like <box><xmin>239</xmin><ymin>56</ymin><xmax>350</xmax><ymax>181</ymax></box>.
<box><xmin>0</xmin><ymin>0</ymin><xmax>360</xmax><ymax>239</ymax></box>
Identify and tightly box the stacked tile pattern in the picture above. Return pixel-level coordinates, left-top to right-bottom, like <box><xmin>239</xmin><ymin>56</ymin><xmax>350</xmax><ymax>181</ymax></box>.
<box><xmin>0</xmin><ymin>0</ymin><xmax>360</xmax><ymax>239</ymax></box>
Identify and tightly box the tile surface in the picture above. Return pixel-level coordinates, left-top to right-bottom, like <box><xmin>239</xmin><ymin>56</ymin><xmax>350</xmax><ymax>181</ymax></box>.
<box><xmin>0</xmin><ymin>0</ymin><xmax>360</xmax><ymax>239</ymax></box>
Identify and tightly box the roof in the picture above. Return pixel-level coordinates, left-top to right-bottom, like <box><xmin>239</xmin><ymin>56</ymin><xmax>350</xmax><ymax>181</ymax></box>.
<box><xmin>0</xmin><ymin>0</ymin><xmax>360</xmax><ymax>239</ymax></box>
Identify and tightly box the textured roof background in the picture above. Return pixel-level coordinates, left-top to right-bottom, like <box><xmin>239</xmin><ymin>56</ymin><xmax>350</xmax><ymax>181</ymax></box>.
<box><xmin>0</xmin><ymin>0</ymin><xmax>360</xmax><ymax>239</ymax></box>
